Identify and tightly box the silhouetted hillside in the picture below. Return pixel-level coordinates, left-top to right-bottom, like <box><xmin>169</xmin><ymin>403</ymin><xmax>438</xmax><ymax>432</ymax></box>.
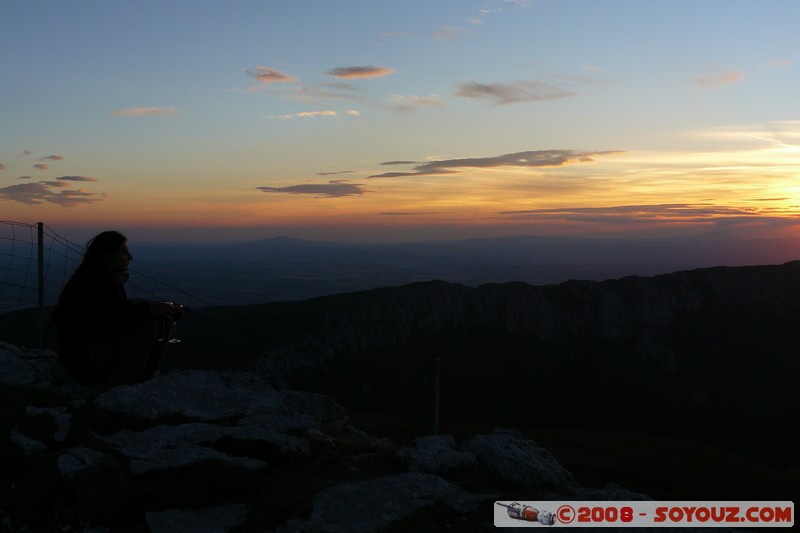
<box><xmin>127</xmin><ymin>233</ymin><xmax>800</xmax><ymax>306</ymax></box>
<box><xmin>168</xmin><ymin>261</ymin><xmax>800</xmax><ymax>469</ymax></box>
<box><xmin>3</xmin><ymin>262</ymin><xmax>799</xmax><ymax>469</ymax></box>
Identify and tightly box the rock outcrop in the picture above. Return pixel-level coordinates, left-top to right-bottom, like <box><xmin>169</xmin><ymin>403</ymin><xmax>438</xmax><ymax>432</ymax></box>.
<box><xmin>0</xmin><ymin>341</ymin><xmax>657</xmax><ymax>532</ymax></box>
<box><xmin>168</xmin><ymin>263</ymin><xmax>800</xmax><ymax>469</ymax></box>
<box><xmin>5</xmin><ymin>263</ymin><xmax>799</xmax><ymax>471</ymax></box>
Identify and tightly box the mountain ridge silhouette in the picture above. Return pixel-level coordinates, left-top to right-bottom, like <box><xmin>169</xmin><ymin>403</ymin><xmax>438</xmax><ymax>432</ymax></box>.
<box><xmin>168</xmin><ymin>261</ymin><xmax>800</xmax><ymax>468</ymax></box>
<box><xmin>2</xmin><ymin>261</ymin><xmax>798</xmax><ymax>468</ymax></box>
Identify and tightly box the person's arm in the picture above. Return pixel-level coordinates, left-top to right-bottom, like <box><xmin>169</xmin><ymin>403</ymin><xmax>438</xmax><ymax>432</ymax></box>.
<box><xmin>84</xmin><ymin>275</ymin><xmax>151</xmax><ymax>338</ymax></box>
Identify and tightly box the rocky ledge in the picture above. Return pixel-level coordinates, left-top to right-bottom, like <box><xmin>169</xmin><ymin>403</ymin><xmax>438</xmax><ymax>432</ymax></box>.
<box><xmin>1</xmin><ymin>341</ymin><xmax>719</xmax><ymax>532</ymax></box>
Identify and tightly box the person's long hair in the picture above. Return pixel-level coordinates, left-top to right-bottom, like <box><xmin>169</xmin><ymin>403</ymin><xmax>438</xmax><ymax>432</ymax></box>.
<box><xmin>81</xmin><ymin>230</ymin><xmax>127</xmax><ymax>267</ymax></box>
<box><xmin>50</xmin><ymin>230</ymin><xmax>128</xmax><ymax>325</ymax></box>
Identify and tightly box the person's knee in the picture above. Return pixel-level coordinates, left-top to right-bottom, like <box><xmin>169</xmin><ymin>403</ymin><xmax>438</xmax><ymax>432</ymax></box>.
<box><xmin>139</xmin><ymin>317</ymin><xmax>166</xmax><ymax>342</ymax></box>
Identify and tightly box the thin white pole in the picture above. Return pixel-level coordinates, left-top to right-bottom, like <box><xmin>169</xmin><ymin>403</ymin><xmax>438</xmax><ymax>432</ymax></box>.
<box><xmin>37</xmin><ymin>222</ymin><xmax>45</xmax><ymax>347</ymax></box>
<box><xmin>433</xmin><ymin>357</ymin><xmax>441</xmax><ymax>434</ymax></box>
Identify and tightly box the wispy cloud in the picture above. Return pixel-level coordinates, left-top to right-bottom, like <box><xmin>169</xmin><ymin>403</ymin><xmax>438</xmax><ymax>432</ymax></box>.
<box><xmin>385</xmin><ymin>94</ymin><xmax>444</xmax><ymax>112</ymax></box>
<box><xmin>494</xmin><ymin>203</ymin><xmax>800</xmax><ymax>236</ymax></box>
<box><xmin>254</xmin><ymin>65</ymin><xmax>434</xmax><ymax>114</ymax></box>
<box><xmin>282</xmin><ymin>83</ymin><xmax>363</xmax><ymax>105</ymax></box>
<box><xmin>326</xmin><ymin>66</ymin><xmax>396</xmax><ymax>79</ymax></box>
<box><xmin>379</xmin><ymin>211</ymin><xmax>442</xmax><ymax>216</ymax></box>
<box><xmin>48</xmin><ymin>189</ymin><xmax>106</xmax><ymax>207</ymax></box>
<box><xmin>1</xmin><ymin>183</ymin><xmax>57</xmax><ymax>204</ymax></box>
<box><xmin>256</xmin><ymin>180</ymin><xmax>365</xmax><ymax>197</ymax></box>
<box><xmin>317</xmin><ymin>170</ymin><xmax>354</xmax><ymax>176</ymax></box>
<box><xmin>33</xmin><ymin>163</ymin><xmax>49</xmax><ymax>170</ymax></box>
<box><xmin>57</xmin><ymin>175</ymin><xmax>97</xmax><ymax>182</ymax></box>
<box><xmin>112</xmin><ymin>106</ymin><xmax>179</xmax><ymax>117</ymax></box>
<box><xmin>246</xmin><ymin>66</ymin><xmax>299</xmax><ymax>85</ymax></box>
<box><xmin>455</xmin><ymin>80</ymin><xmax>575</xmax><ymax>105</ymax></box>
<box><xmin>319</xmin><ymin>82</ymin><xmax>360</xmax><ymax>93</ymax></box>
<box><xmin>493</xmin><ymin>203</ymin><xmax>800</xmax><ymax>236</ymax></box>
<box><xmin>765</xmin><ymin>58</ymin><xmax>792</xmax><ymax>69</ymax></box>
<box><xmin>0</xmin><ymin>182</ymin><xmax>105</xmax><ymax>207</ymax></box>
<box><xmin>381</xmin><ymin>160</ymin><xmax>418</xmax><ymax>166</ymax></box>
<box><xmin>691</xmin><ymin>120</ymin><xmax>800</xmax><ymax>149</ymax></box>
<box><xmin>369</xmin><ymin>150</ymin><xmax>621</xmax><ymax>178</ymax></box>
<box><xmin>498</xmin><ymin>204</ymin><xmax>761</xmax><ymax>222</ymax></box>
<box><xmin>270</xmin><ymin>109</ymin><xmax>360</xmax><ymax>119</ymax></box>
<box><xmin>280</xmin><ymin>84</ymin><xmax>364</xmax><ymax>104</ymax></box>
<box><xmin>433</xmin><ymin>25</ymin><xmax>470</xmax><ymax>40</ymax></box>
<box><xmin>694</xmin><ymin>64</ymin><xmax>743</xmax><ymax>89</ymax></box>
<box><xmin>297</xmin><ymin>110</ymin><xmax>338</xmax><ymax>118</ymax></box>
<box><xmin>39</xmin><ymin>154</ymin><xmax>64</xmax><ymax>161</ymax></box>
<box><xmin>480</xmin><ymin>0</ymin><xmax>533</xmax><ymax>15</ymax></box>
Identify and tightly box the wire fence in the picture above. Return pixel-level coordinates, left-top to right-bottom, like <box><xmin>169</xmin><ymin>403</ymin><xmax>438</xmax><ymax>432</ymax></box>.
<box><xmin>0</xmin><ymin>224</ymin><xmax>660</xmax><ymax>461</ymax></box>
<box><xmin>0</xmin><ymin>220</ymin><xmax>218</xmax><ymax>346</ymax></box>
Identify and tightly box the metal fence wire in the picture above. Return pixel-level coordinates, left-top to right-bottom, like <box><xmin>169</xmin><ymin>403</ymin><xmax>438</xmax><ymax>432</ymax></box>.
<box><xmin>1</xmin><ymin>221</ymin><xmax>216</xmax><ymax>345</ymax></box>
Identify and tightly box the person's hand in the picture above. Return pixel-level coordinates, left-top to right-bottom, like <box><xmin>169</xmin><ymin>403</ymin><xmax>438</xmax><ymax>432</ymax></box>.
<box><xmin>171</xmin><ymin>304</ymin><xmax>184</xmax><ymax>322</ymax></box>
<box><xmin>149</xmin><ymin>301</ymin><xmax>177</xmax><ymax>321</ymax></box>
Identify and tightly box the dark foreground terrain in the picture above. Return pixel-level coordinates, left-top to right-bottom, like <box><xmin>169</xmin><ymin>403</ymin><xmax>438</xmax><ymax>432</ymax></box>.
<box><xmin>0</xmin><ymin>347</ymin><xmax>796</xmax><ymax>531</ymax></box>
<box><xmin>2</xmin><ymin>262</ymin><xmax>798</xmax><ymax>529</ymax></box>
<box><xmin>159</xmin><ymin>261</ymin><xmax>800</xmax><ymax>471</ymax></box>
<box><xmin>4</xmin><ymin>262</ymin><xmax>799</xmax><ymax>471</ymax></box>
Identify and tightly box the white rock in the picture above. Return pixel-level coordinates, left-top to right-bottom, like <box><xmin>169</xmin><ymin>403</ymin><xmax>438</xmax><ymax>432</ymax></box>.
<box><xmin>283</xmin><ymin>471</ymin><xmax>468</xmax><ymax>533</ymax></box>
<box><xmin>25</xmin><ymin>405</ymin><xmax>72</xmax><ymax>442</ymax></box>
<box><xmin>9</xmin><ymin>427</ymin><xmax>47</xmax><ymax>455</ymax></box>
<box><xmin>460</xmin><ymin>430</ymin><xmax>575</xmax><ymax>490</ymax></box>
<box><xmin>397</xmin><ymin>434</ymin><xmax>477</xmax><ymax>473</ymax></box>
<box><xmin>280</xmin><ymin>389</ymin><xmax>350</xmax><ymax>426</ymax></box>
<box><xmin>94</xmin><ymin>370</ymin><xmax>287</xmax><ymax>421</ymax></box>
<box><xmin>96</xmin><ymin>422</ymin><xmax>268</xmax><ymax>475</ymax></box>
<box><xmin>57</xmin><ymin>447</ymin><xmax>113</xmax><ymax>482</ymax></box>
<box><xmin>232</xmin><ymin>415</ymin><xmax>311</xmax><ymax>455</ymax></box>
<box><xmin>146</xmin><ymin>504</ymin><xmax>249</xmax><ymax>533</ymax></box>
<box><xmin>0</xmin><ymin>341</ymin><xmax>101</xmax><ymax>398</ymax></box>
<box><xmin>0</xmin><ymin>342</ymin><xmax>41</xmax><ymax>388</ymax></box>
<box><xmin>572</xmin><ymin>482</ymin><xmax>653</xmax><ymax>501</ymax></box>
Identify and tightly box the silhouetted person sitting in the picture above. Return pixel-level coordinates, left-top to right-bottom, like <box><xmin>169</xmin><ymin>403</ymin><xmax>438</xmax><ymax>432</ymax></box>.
<box><xmin>52</xmin><ymin>230</ymin><xmax>182</xmax><ymax>388</ymax></box>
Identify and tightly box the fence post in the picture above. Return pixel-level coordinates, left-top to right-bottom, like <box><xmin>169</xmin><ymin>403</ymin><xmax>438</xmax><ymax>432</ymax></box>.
<box><xmin>37</xmin><ymin>222</ymin><xmax>45</xmax><ymax>348</ymax></box>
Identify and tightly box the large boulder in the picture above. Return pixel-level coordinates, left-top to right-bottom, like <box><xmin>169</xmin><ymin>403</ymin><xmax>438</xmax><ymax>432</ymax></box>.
<box><xmin>95</xmin><ymin>422</ymin><xmax>269</xmax><ymax>475</ymax></box>
<box><xmin>0</xmin><ymin>340</ymin><xmax>664</xmax><ymax>532</ymax></box>
<box><xmin>0</xmin><ymin>341</ymin><xmax>99</xmax><ymax>397</ymax></box>
<box><xmin>93</xmin><ymin>370</ymin><xmax>287</xmax><ymax>421</ymax></box>
<box><xmin>146</xmin><ymin>504</ymin><xmax>249</xmax><ymax>533</ymax></box>
<box><xmin>461</xmin><ymin>429</ymin><xmax>575</xmax><ymax>491</ymax></box>
<box><xmin>281</xmin><ymin>471</ymin><xmax>487</xmax><ymax>533</ymax></box>
<box><xmin>397</xmin><ymin>434</ymin><xmax>478</xmax><ymax>473</ymax></box>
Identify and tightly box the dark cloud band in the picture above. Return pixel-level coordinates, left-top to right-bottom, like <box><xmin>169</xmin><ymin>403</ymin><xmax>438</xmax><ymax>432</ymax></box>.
<box><xmin>455</xmin><ymin>80</ymin><xmax>575</xmax><ymax>105</ymax></box>
<box><xmin>257</xmin><ymin>181</ymin><xmax>365</xmax><ymax>198</ymax></box>
<box><xmin>327</xmin><ymin>66</ymin><xmax>396</xmax><ymax>79</ymax></box>
<box><xmin>369</xmin><ymin>150</ymin><xmax>621</xmax><ymax>178</ymax></box>
<box><xmin>0</xmin><ymin>182</ymin><xmax>105</xmax><ymax>207</ymax></box>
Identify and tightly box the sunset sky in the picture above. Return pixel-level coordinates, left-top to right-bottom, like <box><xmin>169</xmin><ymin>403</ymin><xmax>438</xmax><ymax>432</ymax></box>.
<box><xmin>2</xmin><ymin>0</ymin><xmax>800</xmax><ymax>243</ymax></box>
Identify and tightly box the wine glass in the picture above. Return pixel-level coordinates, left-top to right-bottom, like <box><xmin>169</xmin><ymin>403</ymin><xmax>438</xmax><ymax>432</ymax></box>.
<box><xmin>157</xmin><ymin>302</ymin><xmax>183</xmax><ymax>343</ymax></box>
<box><xmin>168</xmin><ymin>303</ymin><xmax>183</xmax><ymax>343</ymax></box>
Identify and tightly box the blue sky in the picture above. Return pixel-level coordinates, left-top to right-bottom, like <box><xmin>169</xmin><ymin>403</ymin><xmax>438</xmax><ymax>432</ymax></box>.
<box><xmin>2</xmin><ymin>0</ymin><xmax>799</xmax><ymax>243</ymax></box>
